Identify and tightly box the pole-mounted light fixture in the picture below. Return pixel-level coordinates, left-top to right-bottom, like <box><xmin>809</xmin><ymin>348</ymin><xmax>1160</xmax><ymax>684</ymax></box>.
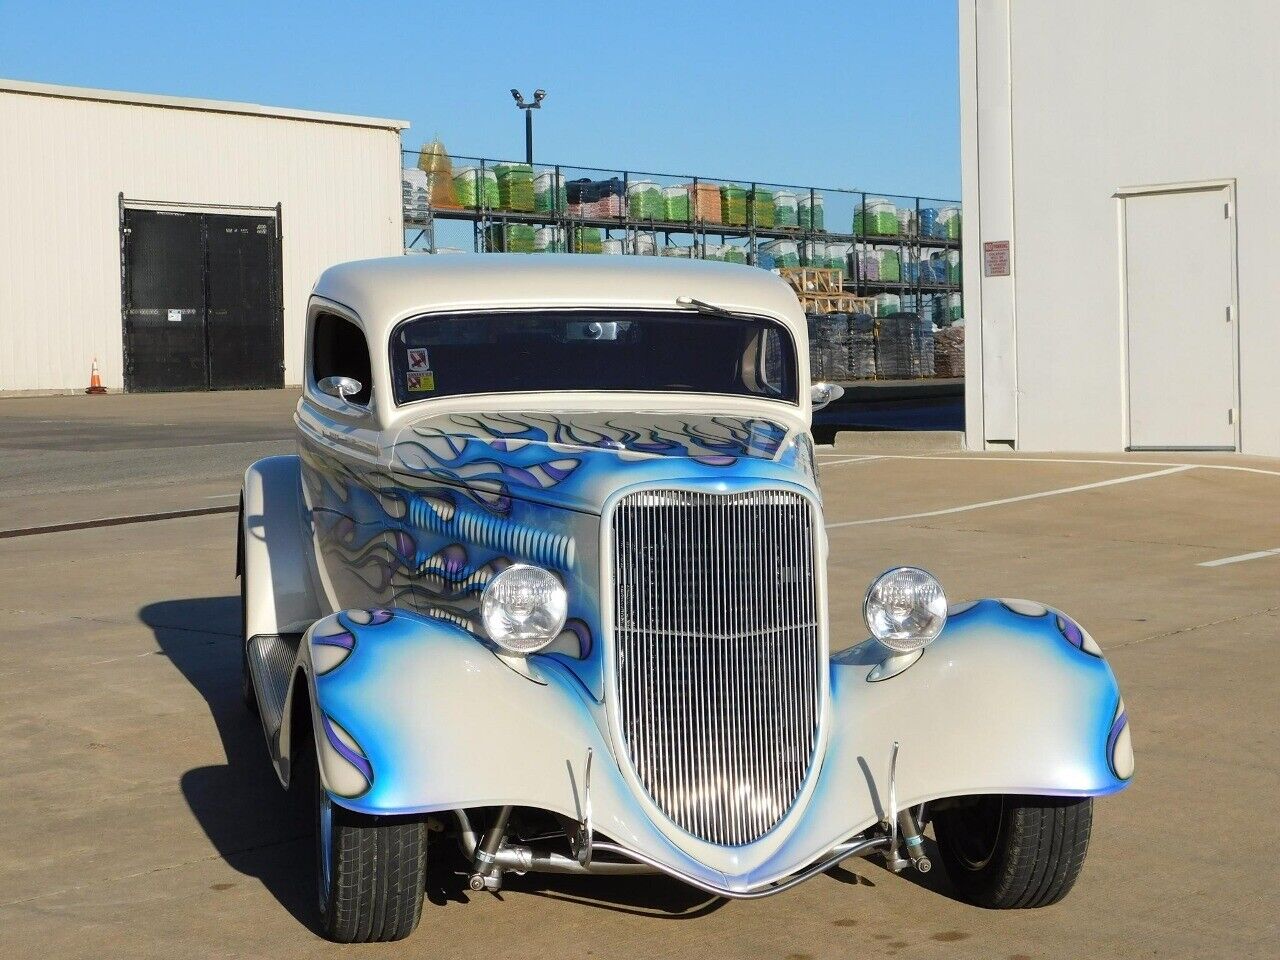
<box><xmin>511</xmin><ymin>88</ymin><xmax>546</xmax><ymax>164</ymax></box>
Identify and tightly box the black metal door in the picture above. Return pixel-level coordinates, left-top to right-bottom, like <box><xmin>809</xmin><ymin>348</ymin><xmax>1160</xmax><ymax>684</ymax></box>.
<box><xmin>122</xmin><ymin>209</ymin><xmax>208</xmax><ymax>392</ymax></box>
<box><xmin>206</xmin><ymin>214</ymin><xmax>283</xmax><ymax>390</ymax></box>
<box><xmin>121</xmin><ymin>207</ymin><xmax>282</xmax><ymax>392</ymax></box>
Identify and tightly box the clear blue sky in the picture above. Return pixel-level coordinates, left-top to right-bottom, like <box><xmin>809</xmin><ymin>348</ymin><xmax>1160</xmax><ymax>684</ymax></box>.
<box><xmin>0</xmin><ymin>1</ymin><xmax>960</xmax><ymax>199</ymax></box>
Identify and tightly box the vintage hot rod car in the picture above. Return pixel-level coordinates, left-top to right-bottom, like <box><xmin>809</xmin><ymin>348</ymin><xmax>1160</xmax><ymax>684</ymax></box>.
<box><xmin>239</xmin><ymin>255</ymin><xmax>1133</xmax><ymax>942</ymax></box>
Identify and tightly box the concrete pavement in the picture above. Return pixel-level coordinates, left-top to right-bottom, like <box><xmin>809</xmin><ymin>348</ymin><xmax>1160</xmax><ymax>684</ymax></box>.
<box><xmin>0</xmin><ymin>391</ymin><xmax>1276</xmax><ymax>958</ymax></box>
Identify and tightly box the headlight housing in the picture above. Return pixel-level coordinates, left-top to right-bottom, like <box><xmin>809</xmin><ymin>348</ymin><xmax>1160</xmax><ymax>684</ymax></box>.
<box><xmin>481</xmin><ymin>563</ymin><xmax>568</xmax><ymax>654</ymax></box>
<box><xmin>863</xmin><ymin>566</ymin><xmax>948</xmax><ymax>653</ymax></box>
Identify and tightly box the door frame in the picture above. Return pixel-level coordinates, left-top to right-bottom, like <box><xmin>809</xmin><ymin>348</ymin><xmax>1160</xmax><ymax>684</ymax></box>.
<box><xmin>1114</xmin><ymin>178</ymin><xmax>1240</xmax><ymax>452</ymax></box>
<box><xmin>118</xmin><ymin>194</ymin><xmax>283</xmax><ymax>392</ymax></box>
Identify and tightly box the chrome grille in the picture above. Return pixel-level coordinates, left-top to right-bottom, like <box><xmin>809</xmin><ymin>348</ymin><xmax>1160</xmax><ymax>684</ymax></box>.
<box><xmin>610</xmin><ymin>488</ymin><xmax>822</xmax><ymax>846</ymax></box>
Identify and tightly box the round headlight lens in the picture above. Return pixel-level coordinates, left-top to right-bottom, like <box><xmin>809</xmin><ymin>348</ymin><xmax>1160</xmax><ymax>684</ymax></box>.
<box><xmin>863</xmin><ymin>566</ymin><xmax>948</xmax><ymax>653</ymax></box>
<box><xmin>481</xmin><ymin>564</ymin><xmax>568</xmax><ymax>654</ymax></box>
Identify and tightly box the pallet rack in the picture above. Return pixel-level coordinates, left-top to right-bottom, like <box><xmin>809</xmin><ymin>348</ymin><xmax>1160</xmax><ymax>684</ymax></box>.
<box><xmin>402</xmin><ymin>151</ymin><xmax>962</xmax><ymax>314</ymax></box>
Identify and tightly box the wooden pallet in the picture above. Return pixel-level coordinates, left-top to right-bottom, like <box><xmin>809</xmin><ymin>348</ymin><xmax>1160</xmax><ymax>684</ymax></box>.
<box><xmin>796</xmin><ymin>292</ymin><xmax>874</xmax><ymax>315</ymax></box>
<box><xmin>780</xmin><ymin>267</ymin><xmax>844</xmax><ymax>296</ymax></box>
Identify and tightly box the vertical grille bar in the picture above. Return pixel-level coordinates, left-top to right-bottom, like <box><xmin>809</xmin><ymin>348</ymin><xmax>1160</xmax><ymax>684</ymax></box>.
<box><xmin>611</xmin><ymin>488</ymin><xmax>821</xmax><ymax>846</ymax></box>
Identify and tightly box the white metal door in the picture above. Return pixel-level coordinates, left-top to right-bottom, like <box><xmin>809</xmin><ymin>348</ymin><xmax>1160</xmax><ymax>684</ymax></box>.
<box><xmin>1124</xmin><ymin>186</ymin><xmax>1236</xmax><ymax>450</ymax></box>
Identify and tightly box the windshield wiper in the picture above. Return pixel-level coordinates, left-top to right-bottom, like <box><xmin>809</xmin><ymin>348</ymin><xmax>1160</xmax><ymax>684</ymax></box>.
<box><xmin>675</xmin><ymin>296</ymin><xmax>738</xmax><ymax>318</ymax></box>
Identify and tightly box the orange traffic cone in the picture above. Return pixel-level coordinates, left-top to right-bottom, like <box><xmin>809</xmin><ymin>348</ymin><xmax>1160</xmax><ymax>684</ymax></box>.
<box><xmin>86</xmin><ymin>358</ymin><xmax>107</xmax><ymax>395</ymax></box>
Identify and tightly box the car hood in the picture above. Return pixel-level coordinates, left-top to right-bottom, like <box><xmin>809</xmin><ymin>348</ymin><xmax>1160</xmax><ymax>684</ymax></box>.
<box><xmin>389</xmin><ymin>409</ymin><xmax>817</xmax><ymax>514</ymax></box>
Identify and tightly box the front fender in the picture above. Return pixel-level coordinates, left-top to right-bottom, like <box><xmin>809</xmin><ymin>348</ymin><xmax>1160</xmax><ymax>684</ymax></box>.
<box><xmin>751</xmin><ymin>598</ymin><xmax>1134</xmax><ymax>885</ymax></box>
<box><xmin>298</xmin><ymin>607</ymin><xmax>755</xmax><ymax>886</ymax></box>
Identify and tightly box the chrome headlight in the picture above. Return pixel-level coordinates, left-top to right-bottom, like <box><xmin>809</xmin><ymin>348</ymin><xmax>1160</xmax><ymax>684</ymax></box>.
<box><xmin>481</xmin><ymin>563</ymin><xmax>568</xmax><ymax>654</ymax></box>
<box><xmin>863</xmin><ymin>566</ymin><xmax>948</xmax><ymax>653</ymax></box>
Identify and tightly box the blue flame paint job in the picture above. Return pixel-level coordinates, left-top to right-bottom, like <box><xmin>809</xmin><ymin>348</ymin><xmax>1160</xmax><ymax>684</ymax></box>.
<box><xmin>300</xmin><ymin>410</ymin><xmax>817</xmax><ymax>702</ymax></box>
<box><xmin>305</xmin><ymin>597</ymin><xmax>1132</xmax><ymax>891</ymax></box>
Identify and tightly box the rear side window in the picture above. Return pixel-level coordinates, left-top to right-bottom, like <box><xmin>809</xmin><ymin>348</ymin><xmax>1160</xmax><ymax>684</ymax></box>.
<box><xmin>311</xmin><ymin>312</ymin><xmax>372</xmax><ymax>405</ymax></box>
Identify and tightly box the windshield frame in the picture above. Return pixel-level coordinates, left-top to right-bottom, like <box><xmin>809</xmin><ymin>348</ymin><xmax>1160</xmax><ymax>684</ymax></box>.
<box><xmin>386</xmin><ymin>306</ymin><xmax>801</xmax><ymax>409</ymax></box>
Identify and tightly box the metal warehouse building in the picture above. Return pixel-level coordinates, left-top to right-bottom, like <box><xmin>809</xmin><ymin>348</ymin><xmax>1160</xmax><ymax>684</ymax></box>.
<box><xmin>0</xmin><ymin>79</ymin><xmax>406</xmax><ymax>394</ymax></box>
<box><xmin>960</xmin><ymin>1</ymin><xmax>1280</xmax><ymax>457</ymax></box>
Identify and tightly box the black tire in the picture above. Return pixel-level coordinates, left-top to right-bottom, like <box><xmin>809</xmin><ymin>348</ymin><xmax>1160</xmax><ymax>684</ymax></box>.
<box><xmin>933</xmin><ymin>795</ymin><xmax>1093</xmax><ymax>908</ymax></box>
<box><xmin>298</xmin><ymin>747</ymin><xmax>428</xmax><ymax>942</ymax></box>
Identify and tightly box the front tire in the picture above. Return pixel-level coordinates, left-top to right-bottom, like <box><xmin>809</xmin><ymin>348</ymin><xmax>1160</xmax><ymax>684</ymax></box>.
<box><xmin>306</xmin><ymin>750</ymin><xmax>428</xmax><ymax>942</ymax></box>
<box><xmin>933</xmin><ymin>795</ymin><xmax>1093</xmax><ymax>908</ymax></box>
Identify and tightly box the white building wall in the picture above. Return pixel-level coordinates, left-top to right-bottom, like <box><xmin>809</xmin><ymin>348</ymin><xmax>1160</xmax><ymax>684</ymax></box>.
<box><xmin>0</xmin><ymin>82</ymin><xmax>406</xmax><ymax>392</ymax></box>
<box><xmin>959</xmin><ymin>0</ymin><xmax>1280</xmax><ymax>456</ymax></box>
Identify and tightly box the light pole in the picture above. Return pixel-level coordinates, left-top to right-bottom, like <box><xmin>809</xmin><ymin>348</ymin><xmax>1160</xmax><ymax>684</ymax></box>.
<box><xmin>510</xmin><ymin>88</ymin><xmax>545</xmax><ymax>164</ymax></box>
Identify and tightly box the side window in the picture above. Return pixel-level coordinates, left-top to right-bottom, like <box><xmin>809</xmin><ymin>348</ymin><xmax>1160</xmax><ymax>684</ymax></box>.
<box><xmin>311</xmin><ymin>312</ymin><xmax>372</xmax><ymax>405</ymax></box>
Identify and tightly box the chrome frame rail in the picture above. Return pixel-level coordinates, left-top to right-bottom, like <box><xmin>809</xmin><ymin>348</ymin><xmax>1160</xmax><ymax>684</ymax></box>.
<box><xmin>588</xmin><ymin>836</ymin><xmax>891</xmax><ymax>900</ymax></box>
<box><xmin>487</xmin><ymin>834</ymin><xmax>892</xmax><ymax>899</ymax></box>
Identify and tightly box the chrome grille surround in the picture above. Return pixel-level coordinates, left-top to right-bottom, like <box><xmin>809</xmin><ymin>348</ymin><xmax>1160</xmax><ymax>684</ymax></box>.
<box><xmin>609</xmin><ymin>486</ymin><xmax>823</xmax><ymax>847</ymax></box>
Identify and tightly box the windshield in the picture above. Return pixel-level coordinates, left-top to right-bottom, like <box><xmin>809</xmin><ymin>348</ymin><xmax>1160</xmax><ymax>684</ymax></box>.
<box><xmin>389</xmin><ymin>309</ymin><xmax>797</xmax><ymax>405</ymax></box>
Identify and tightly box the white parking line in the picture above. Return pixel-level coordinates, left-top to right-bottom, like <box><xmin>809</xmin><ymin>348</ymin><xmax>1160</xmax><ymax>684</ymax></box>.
<box><xmin>818</xmin><ymin>455</ymin><xmax>884</xmax><ymax>467</ymax></box>
<box><xmin>1197</xmin><ymin>548</ymin><xmax>1280</xmax><ymax>568</ymax></box>
<box><xmin>204</xmin><ymin>493</ymin><xmax>238</xmax><ymax>500</ymax></box>
<box><xmin>876</xmin><ymin>453</ymin><xmax>1280</xmax><ymax>480</ymax></box>
<box><xmin>825</xmin><ymin>464</ymin><xmax>1194</xmax><ymax>528</ymax></box>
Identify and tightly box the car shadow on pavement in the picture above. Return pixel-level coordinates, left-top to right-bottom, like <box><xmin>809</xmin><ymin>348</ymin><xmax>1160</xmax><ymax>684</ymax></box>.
<box><xmin>140</xmin><ymin>595</ymin><xmax>896</xmax><ymax>925</ymax></box>
<box><xmin>140</xmin><ymin>595</ymin><xmax>319</xmax><ymax>935</ymax></box>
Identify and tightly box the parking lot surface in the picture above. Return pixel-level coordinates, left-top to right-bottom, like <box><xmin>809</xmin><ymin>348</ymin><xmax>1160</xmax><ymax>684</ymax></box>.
<box><xmin>1</xmin><ymin>392</ymin><xmax>1276</xmax><ymax>959</ymax></box>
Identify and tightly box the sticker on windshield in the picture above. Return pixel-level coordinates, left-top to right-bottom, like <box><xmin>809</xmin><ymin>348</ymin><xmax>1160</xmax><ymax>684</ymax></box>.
<box><xmin>406</xmin><ymin>348</ymin><xmax>431</xmax><ymax>372</ymax></box>
<box><xmin>407</xmin><ymin>371</ymin><xmax>435</xmax><ymax>392</ymax></box>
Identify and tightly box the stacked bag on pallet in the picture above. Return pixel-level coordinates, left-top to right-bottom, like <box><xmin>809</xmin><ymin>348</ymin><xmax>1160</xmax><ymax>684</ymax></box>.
<box><xmin>534</xmin><ymin>171</ymin><xmax>567</xmax><ymax>213</ymax></box>
<box><xmin>402</xmin><ymin>169</ymin><xmax>430</xmax><ymax>221</ymax></box>
<box><xmin>760</xmin><ymin>239</ymin><xmax>799</xmax><ymax>269</ymax></box>
<box><xmin>454</xmin><ymin>167</ymin><xmax>499</xmax><ymax>209</ymax></box>
<box><xmin>806</xmin><ymin>313</ymin><xmax>853</xmax><ymax>382</ymax></box>
<box><xmin>938</xmin><ymin>206</ymin><xmax>962</xmax><ymax>239</ymax></box>
<box><xmin>534</xmin><ymin>226</ymin><xmax>566</xmax><ymax>253</ymax></box>
<box><xmin>872</xmin><ymin>293</ymin><xmax>902</xmax><ymax>316</ymax></box>
<box><xmin>750</xmin><ymin>187</ymin><xmax>774</xmax><ymax>227</ymax></box>
<box><xmin>627</xmin><ymin>232</ymin><xmax>658</xmax><ymax>256</ymax></box>
<box><xmin>663</xmin><ymin>185</ymin><xmax>690</xmax><ymax>222</ymax></box>
<box><xmin>855</xmin><ymin>199</ymin><xmax>899</xmax><ymax>235</ymax></box>
<box><xmin>933</xmin><ymin>324</ymin><xmax>965</xmax><ymax>377</ymax></box>
<box><xmin>772</xmin><ymin>191</ymin><xmax>798</xmax><ymax>227</ymax></box>
<box><xmin>827</xmin><ymin>242</ymin><xmax>852</xmax><ymax>277</ymax></box>
<box><xmin>567</xmin><ymin>178</ymin><xmax>626</xmax><ymax>218</ymax></box>
<box><xmin>495</xmin><ymin>163</ymin><xmax>535</xmax><ymax>212</ymax></box>
<box><xmin>573</xmin><ymin>226</ymin><xmax>603</xmax><ymax>253</ymax></box>
<box><xmin>801</xmin><ymin>240</ymin><xmax>828</xmax><ymax>269</ymax></box>
<box><xmin>919</xmin><ymin>207</ymin><xmax>940</xmax><ymax>238</ymax></box>
<box><xmin>720</xmin><ymin>184</ymin><xmax>748</xmax><ymax>226</ymax></box>
<box><xmin>858</xmin><ymin>248</ymin><xmax>880</xmax><ymax>281</ymax></box>
<box><xmin>627</xmin><ymin>180</ymin><xmax>664</xmax><ymax>220</ymax></box>
<box><xmin>484</xmin><ymin>223</ymin><xmax>536</xmax><ymax>253</ymax></box>
<box><xmin>798</xmin><ymin>192</ymin><xmax>824</xmax><ymax>230</ymax></box>
<box><xmin>689</xmin><ymin>182</ymin><xmax>722</xmax><ymax>222</ymax></box>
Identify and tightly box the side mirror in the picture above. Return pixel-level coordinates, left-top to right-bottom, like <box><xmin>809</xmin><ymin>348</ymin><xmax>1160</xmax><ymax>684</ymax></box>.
<box><xmin>810</xmin><ymin>381</ymin><xmax>845</xmax><ymax>411</ymax></box>
<box><xmin>318</xmin><ymin>375</ymin><xmax>363</xmax><ymax>402</ymax></box>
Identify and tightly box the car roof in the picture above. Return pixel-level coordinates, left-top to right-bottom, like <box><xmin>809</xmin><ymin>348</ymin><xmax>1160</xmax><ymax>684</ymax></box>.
<box><xmin>311</xmin><ymin>254</ymin><xmax>808</xmax><ymax>345</ymax></box>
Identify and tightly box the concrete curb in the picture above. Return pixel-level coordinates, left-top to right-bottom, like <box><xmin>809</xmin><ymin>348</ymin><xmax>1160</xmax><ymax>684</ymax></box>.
<box><xmin>832</xmin><ymin>430</ymin><xmax>966</xmax><ymax>453</ymax></box>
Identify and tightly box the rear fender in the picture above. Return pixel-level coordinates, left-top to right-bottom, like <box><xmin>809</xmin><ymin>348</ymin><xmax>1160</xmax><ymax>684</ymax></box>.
<box><xmin>242</xmin><ymin>455</ymin><xmax>324</xmax><ymax>638</ymax></box>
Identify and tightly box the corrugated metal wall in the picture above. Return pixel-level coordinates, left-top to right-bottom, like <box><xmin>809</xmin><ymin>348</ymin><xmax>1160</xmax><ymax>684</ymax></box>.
<box><xmin>0</xmin><ymin>88</ymin><xmax>404</xmax><ymax>392</ymax></box>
